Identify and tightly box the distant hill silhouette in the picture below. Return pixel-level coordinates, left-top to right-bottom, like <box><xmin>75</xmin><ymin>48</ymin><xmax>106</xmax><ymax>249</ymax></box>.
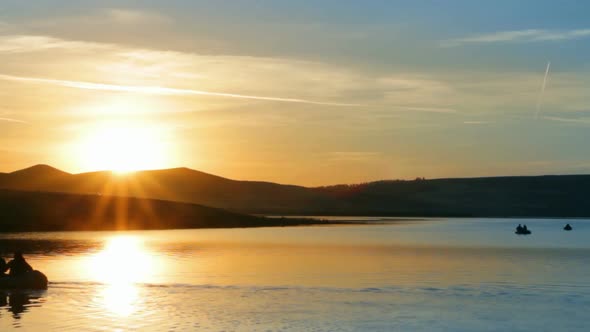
<box><xmin>314</xmin><ymin>176</ymin><xmax>590</xmax><ymax>217</ymax></box>
<box><xmin>0</xmin><ymin>164</ymin><xmax>70</xmax><ymax>189</ymax></box>
<box><xmin>0</xmin><ymin>165</ymin><xmax>336</xmax><ymax>214</ymax></box>
<box><xmin>2</xmin><ymin>165</ymin><xmax>590</xmax><ymax>217</ymax></box>
<box><xmin>0</xmin><ymin>189</ymin><xmax>320</xmax><ymax>232</ymax></box>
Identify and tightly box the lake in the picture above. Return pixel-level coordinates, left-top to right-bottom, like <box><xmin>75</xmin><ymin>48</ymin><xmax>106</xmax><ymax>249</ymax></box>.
<box><xmin>1</xmin><ymin>218</ymin><xmax>589</xmax><ymax>331</ymax></box>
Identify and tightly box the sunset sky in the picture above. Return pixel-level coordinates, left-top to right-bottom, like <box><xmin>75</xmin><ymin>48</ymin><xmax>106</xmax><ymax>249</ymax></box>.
<box><xmin>1</xmin><ymin>1</ymin><xmax>590</xmax><ymax>185</ymax></box>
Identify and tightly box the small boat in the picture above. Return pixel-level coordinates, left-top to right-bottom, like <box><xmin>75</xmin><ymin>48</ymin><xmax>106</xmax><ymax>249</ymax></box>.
<box><xmin>515</xmin><ymin>224</ymin><xmax>531</xmax><ymax>235</ymax></box>
<box><xmin>515</xmin><ymin>229</ymin><xmax>531</xmax><ymax>235</ymax></box>
<box><xmin>515</xmin><ymin>224</ymin><xmax>532</xmax><ymax>235</ymax></box>
<box><xmin>564</xmin><ymin>224</ymin><xmax>573</xmax><ymax>231</ymax></box>
<box><xmin>0</xmin><ymin>270</ymin><xmax>48</xmax><ymax>290</ymax></box>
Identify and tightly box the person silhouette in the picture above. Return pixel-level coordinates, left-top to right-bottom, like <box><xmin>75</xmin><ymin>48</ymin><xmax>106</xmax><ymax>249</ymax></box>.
<box><xmin>516</xmin><ymin>224</ymin><xmax>523</xmax><ymax>233</ymax></box>
<box><xmin>0</xmin><ymin>257</ymin><xmax>7</xmax><ymax>277</ymax></box>
<box><xmin>522</xmin><ymin>225</ymin><xmax>528</xmax><ymax>232</ymax></box>
<box><xmin>6</xmin><ymin>252</ymin><xmax>33</xmax><ymax>277</ymax></box>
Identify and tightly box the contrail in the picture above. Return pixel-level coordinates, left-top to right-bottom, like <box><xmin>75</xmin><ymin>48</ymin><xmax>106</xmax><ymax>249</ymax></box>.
<box><xmin>0</xmin><ymin>73</ymin><xmax>361</xmax><ymax>107</ymax></box>
<box><xmin>535</xmin><ymin>61</ymin><xmax>551</xmax><ymax>119</ymax></box>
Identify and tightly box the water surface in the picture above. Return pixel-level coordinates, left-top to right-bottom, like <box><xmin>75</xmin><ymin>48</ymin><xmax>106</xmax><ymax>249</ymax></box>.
<box><xmin>1</xmin><ymin>218</ymin><xmax>589</xmax><ymax>331</ymax></box>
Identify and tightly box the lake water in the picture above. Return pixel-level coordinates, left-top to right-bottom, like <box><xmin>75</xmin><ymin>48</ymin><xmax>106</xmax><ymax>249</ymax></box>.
<box><xmin>1</xmin><ymin>218</ymin><xmax>589</xmax><ymax>331</ymax></box>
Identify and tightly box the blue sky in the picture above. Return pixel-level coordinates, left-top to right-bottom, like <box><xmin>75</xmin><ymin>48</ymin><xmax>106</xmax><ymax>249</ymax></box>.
<box><xmin>4</xmin><ymin>1</ymin><xmax>590</xmax><ymax>66</ymax></box>
<box><xmin>1</xmin><ymin>1</ymin><xmax>590</xmax><ymax>184</ymax></box>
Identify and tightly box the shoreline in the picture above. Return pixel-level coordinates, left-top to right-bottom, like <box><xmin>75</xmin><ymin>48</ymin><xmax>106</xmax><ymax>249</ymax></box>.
<box><xmin>0</xmin><ymin>217</ymin><xmax>356</xmax><ymax>233</ymax></box>
<box><xmin>2</xmin><ymin>215</ymin><xmax>586</xmax><ymax>233</ymax></box>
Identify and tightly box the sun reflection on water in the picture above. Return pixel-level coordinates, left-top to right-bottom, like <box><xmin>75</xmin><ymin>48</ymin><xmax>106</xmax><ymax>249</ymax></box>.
<box><xmin>97</xmin><ymin>283</ymin><xmax>140</xmax><ymax>317</ymax></box>
<box><xmin>87</xmin><ymin>236</ymin><xmax>156</xmax><ymax>317</ymax></box>
<box><xmin>89</xmin><ymin>236</ymin><xmax>154</xmax><ymax>284</ymax></box>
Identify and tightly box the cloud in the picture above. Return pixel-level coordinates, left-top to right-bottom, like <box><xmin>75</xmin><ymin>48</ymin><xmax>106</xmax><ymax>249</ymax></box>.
<box><xmin>0</xmin><ymin>117</ymin><xmax>27</xmax><ymax>123</ymax></box>
<box><xmin>0</xmin><ymin>73</ymin><xmax>360</xmax><ymax>107</ymax></box>
<box><xmin>104</xmin><ymin>9</ymin><xmax>170</xmax><ymax>24</ymax></box>
<box><xmin>398</xmin><ymin>106</ymin><xmax>458</xmax><ymax>114</ymax></box>
<box><xmin>377</xmin><ymin>76</ymin><xmax>458</xmax><ymax>112</ymax></box>
<box><xmin>463</xmin><ymin>121</ymin><xmax>489</xmax><ymax>124</ymax></box>
<box><xmin>18</xmin><ymin>8</ymin><xmax>170</xmax><ymax>31</ymax></box>
<box><xmin>0</xmin><ymin>21</ymin><xmax>10</xmax><ymax>32</ymax></box>
<box><xmin>0</xmin><ymin>34</ymin><xmax>462</xmax><ymax>110</ymax></box>
<box><xmin>0</xmin><ymin>35</ymin><xmax>111</xmax><ymax>53</ymax></box>
<box><xmin>3</xmin><ymin>34</ymin><xmax>587</xmax><ymax>119</ymax></box>
<box><xmin>442</xmin><ymin>28</ymin><xmax>590</xmax><ymax>46</ymax></box>
<box><xmin>542</xmin><ymin>116</ymin><xmax>590</xmax><ymax>124</ymax></box>
<box><xmin>327</xmin><ymin>151</ymin><xmax>382</xmax><ymax>162</ymax></box>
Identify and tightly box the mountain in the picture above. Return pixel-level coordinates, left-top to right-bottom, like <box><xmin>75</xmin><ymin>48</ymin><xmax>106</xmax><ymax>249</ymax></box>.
<box><xmin>0</xmin><ymin>164</ymin><xmax>70</xmax><ymax>190</ymax></box>
<box><xmin>2</xmin><ymin>165</ymin><xmax>590</xmax><ymax>217</ymax></box>
<box><xmin>0</xmin><ymin>166</ymin><xmax>336</xmax><ymax>214</ymax></box>
<box><xmin>0</xmin><ymin>189</ymin><xmax>319</xmax><ymax>232</ymax></box>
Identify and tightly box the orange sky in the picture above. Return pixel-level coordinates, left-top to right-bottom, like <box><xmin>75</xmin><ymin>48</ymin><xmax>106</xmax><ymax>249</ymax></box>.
<box><xmin>2</xmin><ymin>2</ymin><xmax>590</xmax><ymax>186</ymax></box>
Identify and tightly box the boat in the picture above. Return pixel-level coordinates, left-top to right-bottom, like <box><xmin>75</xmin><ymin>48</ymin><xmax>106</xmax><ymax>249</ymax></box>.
<box><xmin>564</xmin><ymin>224</ymin><xmax>573</xmax><ymax>231</ymax></box>
<box><xmin>515</xmin><ymin>229</ymin><xmax>531</xmax><ymax>235</ymax></box>
<box><xmin>0</xmin><ymin>270</ymin><xmax>48</xmax><ymax>290</ymax></box>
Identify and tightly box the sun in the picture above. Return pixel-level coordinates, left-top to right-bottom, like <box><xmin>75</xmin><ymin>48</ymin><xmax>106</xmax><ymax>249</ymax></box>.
<box><xmin>77</xmin><ymin>121</ymin><xmax>170</xmax><ymax>173</ymax></box>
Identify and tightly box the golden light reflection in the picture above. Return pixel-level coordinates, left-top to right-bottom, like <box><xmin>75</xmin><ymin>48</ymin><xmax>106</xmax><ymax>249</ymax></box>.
<box><xmin>75</xmin><ymin>120</ymin><xmax>170</xmax><ymax>174</ymax></box>
<box><xmin>88</xmin><ymin>236</ymin><xmax>156</xmax><ymax>317</ymax></box>
<box><xmin>89</xmin><ymin>236</ymin><xmax>154</xmax><ymax>284</ymax></box>
<box><xmin>98</xmin><ymin>283</ymin><xmax>140</xmax><ymax>317</ymax></box>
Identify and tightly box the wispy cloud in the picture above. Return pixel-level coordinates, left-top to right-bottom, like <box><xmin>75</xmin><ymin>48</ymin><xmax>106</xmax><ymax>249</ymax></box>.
<box><xmin>0</xmin><ymin>117</ymin><xmax>27</xmax><ymax>123</ymax></box>
<box><xmin>104</xmin><ymin>9</ymin><xmax>170</xmax><ymax>24</ymax></box>
<box><xmin>543</xmin><ymin>116</ymin><xmax>590</xmax><ymax>124</ymax></box>
<box><xmin>0</xmin><ymin>73</ymin><xmax>360</xmax><ymax>107</ymax></box>
<box><xmin>442</xmin><ymin>28</ymin><xmax>590</xmax><ymax>46</ymax></box>
<box><xmin>0</xmin><ymin>21</ymin><xmax>10</xmax><ymax>32</ymax></box>
<box><xmin>0</xmin><ymin>34</ymin><xmax>469</xmax><ymax>112</ymax></box>
<box><xmin>327</xmin><ymin>151</ymin><xmax>381</xmax><ymax>162</ymax></box>
<box><xmin>3</xmin><ymin>34</ymin><xmax>587</xmax><ymax>119</ymax></box>
<box><xmin>463</xmin><ymin>121</ymin><xmax>489</xmax><ymax>125</ymax></box>
<box><xmin>398</xmin><ymin>106</ymin><xmax>458</xmax><ymax>114</ymax></box>
<box><xmin>0</xmin><ymin>35</ymin><xmax>110</xmax><ymax>53</ymax></box>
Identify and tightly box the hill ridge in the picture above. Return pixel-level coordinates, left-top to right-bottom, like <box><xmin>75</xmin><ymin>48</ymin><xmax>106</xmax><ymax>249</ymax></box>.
<box><xmin>9</xmin><ymin>164</ymin><xmax>70</xmax><ymax>176</ymax></box>
<box><xmin>2</xmin><ymin>165</ymin><xmax>590</xmax><ymax>217</ymax></box>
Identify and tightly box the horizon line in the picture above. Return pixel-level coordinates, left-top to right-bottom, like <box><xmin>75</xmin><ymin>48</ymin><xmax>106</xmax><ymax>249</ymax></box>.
<box><xmin>4</xmin><ymin>163</ymin><xmax>590</xmax><ymax>187</ymax></box>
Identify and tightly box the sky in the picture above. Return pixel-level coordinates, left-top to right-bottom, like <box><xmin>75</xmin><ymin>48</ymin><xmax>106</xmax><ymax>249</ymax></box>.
<box><xmin>1</xmin><ymin>0</ymin><xmax>590</xmax><ymax>186</ymax></box>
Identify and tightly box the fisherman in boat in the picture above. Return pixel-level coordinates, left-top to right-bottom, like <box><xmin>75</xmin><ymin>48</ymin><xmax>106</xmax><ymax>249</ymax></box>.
<box><xmin>564</xmin><ymin>223</ymin><xmax>573</xmax><ymax>231</ymax></box>
<box><xmin>0</xmin><ymin>252</ymin><xmax>47</xmax><ymax>289</ymax></box>
<box><xmin>515</xmin><ymin>224</ymin><xmax>531</xmax><ymax>234</ymax></box>
<box><xmin>5</xmin><ymin>252</ymin><xmax>33</xmax><ymax>277</ymax></box>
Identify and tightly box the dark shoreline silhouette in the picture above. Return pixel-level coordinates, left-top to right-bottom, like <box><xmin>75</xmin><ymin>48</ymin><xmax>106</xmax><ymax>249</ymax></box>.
<box><xmin>0</xmin><ymin>189</ymin><xmax>331</xmax><ymax>232</ymax></box>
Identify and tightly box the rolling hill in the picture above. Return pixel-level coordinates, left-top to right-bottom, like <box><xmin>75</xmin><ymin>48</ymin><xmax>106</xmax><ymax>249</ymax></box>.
<box><xmin>2</xmin><ymin>165</ymin><xmax>590</xmax><ymax>217</ymax></box>
<box><xmin>0</xmin><ymin>165</ymin><xmax>338</xmax><ymax>214</ymax></box>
